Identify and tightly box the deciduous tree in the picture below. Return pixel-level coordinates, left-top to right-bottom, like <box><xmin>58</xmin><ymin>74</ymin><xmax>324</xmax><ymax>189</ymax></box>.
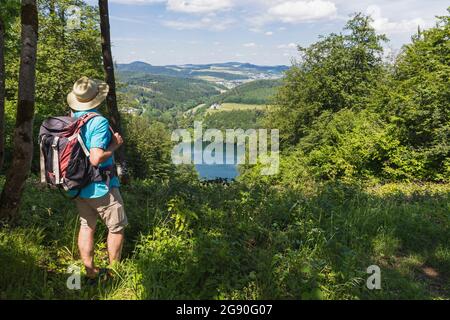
<box><xmin>0</xmin><ymin>0</ymin><xmax>39</xmax><ymax>221</ymax></box>
<box><xmin>0</xmin><ymin>0</ymin><xmax>20</xmax><ymax>172</ymax></box>
<box><xmin>0</xmin><ymin>15</ymin><xmax>5</xmax><ymax>172</ymax></box>
<box><xmin>99</xmin><ymin>0</ymin><xmax>128</xmax><ymax>182</ymax></box>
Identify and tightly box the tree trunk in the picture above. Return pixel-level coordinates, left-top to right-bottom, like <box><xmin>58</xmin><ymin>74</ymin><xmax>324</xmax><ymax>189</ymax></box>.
<box><xmin>0</xmin><ymin>0</ymin><xmax>38</xmax><ymax>221</ymax></box>
<box><xmin>98</xmin><ymin>0</ymin><xmax>128</xmax><ymax>182</ymax></box>
<box><xmin>0</xmin><ymin>17</ymin><xmax>5</xmax><ymax>171</ymax></box>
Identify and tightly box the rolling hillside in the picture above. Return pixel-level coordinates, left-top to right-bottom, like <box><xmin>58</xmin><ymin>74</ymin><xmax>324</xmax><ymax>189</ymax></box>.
<box><xmin>116</xmin><ymin>63</ymin><xmax>286</xmax><ymax>119</ymax></box>
<box><xmin>117</xmin><ymin>61</ymin><xmax>288</xmax><ymax>88</ymax></box>
<box><xmin>117</xmin><ymin>72</ymin><xmax>225</xmax><ymax>113</ymax></box>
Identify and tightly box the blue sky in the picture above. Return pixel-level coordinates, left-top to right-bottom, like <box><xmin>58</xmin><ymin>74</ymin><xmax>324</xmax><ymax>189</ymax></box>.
<box><xmin>85</xmin><ymin>0</ymin><xmax>449</xmax><ymax>66</ymax></box>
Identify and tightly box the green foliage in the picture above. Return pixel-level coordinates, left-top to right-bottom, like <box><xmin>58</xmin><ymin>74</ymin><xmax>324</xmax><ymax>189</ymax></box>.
<box><xmin>270</xmin><ymin>13</ymin><xmax>387</xmax><ymax>146</ymax></box>
<box><xmin>4</xmin><ymin>0</ymin><xmax>103</xmax><ymax>117</ymax></box>
<box><xmin>269</xmin><ymin>11</ymin><xmax>449</xmax><ymax>182</ymax></box>
<box><xmin>122</xmin><ymin>115</ymin><xmax>174</xmax><ymax>180</ymax></box>
<box><xmin>384</xmin><ymin>11</ymin><xmax>450</xmax><ymax>181</ymax></box>
<box><xmin>2</xmin><ymin>0</ymin><xmax>103</xmax><ymax>173</ymax></box>
<box><xmin>294</xmin><ymin>109</ymin><xmax>400</xmax><ymax>181</ymax></box>
<box><xmin>0</xmin><ymin>0</ymin><xmax>20</xmax><ymax>28</ymax></box>
<box><xmin>204</xmin><ymin>110</ymin><xmax>265</xmax><ymax>130</ymax></box>
<box><xmin>35</xmin><ymin>0</ymin><xmax>103</xmax><ymax>117</ymax></box>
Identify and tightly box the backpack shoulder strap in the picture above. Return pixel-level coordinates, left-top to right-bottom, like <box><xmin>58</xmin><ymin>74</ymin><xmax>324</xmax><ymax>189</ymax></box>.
<box><xmin>82</xmin><ymin>113</ymin><xmax>116</xmax><ymax>134</ymax></box>
<box><xmin>76</xmin><ymin>112</ymin><xmax>100</xmax><ymax>130</ymax></box>
<box><xmin>69</xmin><ymin>113</ymin><xmax>102</xmax><ymax>156</ymax></box>
<box><xmin>75</xmin><ymin>113</ymin><xmax>117</xmax><ymax>153</ymax></box>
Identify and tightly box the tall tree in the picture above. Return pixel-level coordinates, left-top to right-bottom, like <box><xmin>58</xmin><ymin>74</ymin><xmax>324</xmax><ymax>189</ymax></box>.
<box><xmin>269</xmin><ymin>14</ymin><xmax>387</xmax><ymax>146</ymax></box>
<box><xmin>0</xmin><ymin>0</ymin><xmax>20</xmax><ymax>171</ymax></box>
<box><xmin>0</xmin><ymin>0</ymin><xmax>39</xmax><ymax>221</ymax></box>
<box><xmin>386</xmin><ymin>10</ymin><xmax>450</xmax><ymax>181</ymax></box>
<box><xmin>98</xmin><ymin>0</ymin><xmax>127</xmax><ymax>181</ymax></box>
<box><xmin>0</xmin><ymin>15</ymin><xmax>5</xmax><ymax>172</ymax></box>
<box><xmin>35</xmin><ymin>0</ymin><xmax>103</xmax><ymax>117</ymax></box>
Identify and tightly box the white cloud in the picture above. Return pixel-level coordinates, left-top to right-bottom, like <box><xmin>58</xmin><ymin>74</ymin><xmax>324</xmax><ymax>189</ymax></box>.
<box><xmin>245</xmin><ymin>0</ymin><xmax>337</xmax><ymax>27</ymax></box>
<box><xmin>110</xmin><ymin>0</ymin><xmax>234</xmax><ymax>14</ymax></box>
<box><xmin>163</xmin><ymin>16</ymin><xmax>234</xmax><ymax>30</ymax></box>
<box><xmin>167</xmin><ymin>0</ymin><xmax>234</xmax><ymax>13</ymax></box>
<box><xmin>110</xmin><ymin>15</ymin><xmax>147</xmax><ymax>24</ymax></box>
<box><xmin>243</xmin><ymin>42</ymin><xmax>257</xmax><ymax>47</ymax></box>
<box><xmin>265</xmin><ymin>31</ymin><xmax>274</xmax><ymax>36</ymax></box>
<box><xmin>277</xmin><ymin>42</ymin><xmax>297</xmax><ymax>49</ymax></box>
<box><xmin>268</xmin><ymin>0</ymin><xmax>337</xmax><ymax>23</ymax></box>
<box><xmin>249</xmin><ymin>27</ymin><xmax>262</xmax><ymax>33</ymax></box>
<box><xmin>366</xmin><ymin>5</ymin><xmax>431</xmax><ymax>34</ymax></box>
<box><xmin>246</xmin><ymin>14</ymin><xmax>273</xmax><ymax>28</ymax></box>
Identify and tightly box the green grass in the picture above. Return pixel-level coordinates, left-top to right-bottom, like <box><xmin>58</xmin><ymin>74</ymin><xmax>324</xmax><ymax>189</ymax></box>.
<box><xmin>0</xmin><ymin>175</ymin><xmax>449</xmax><ymax>300</ymax></box>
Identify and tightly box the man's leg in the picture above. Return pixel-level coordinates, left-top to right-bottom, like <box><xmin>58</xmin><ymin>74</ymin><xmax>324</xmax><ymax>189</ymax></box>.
<box><xmin>78</xmin><ymin>225</ymin><xmax>99</xmax><ymax>278</ymax></box>
<box><xmin>75</xmin><ymin>199</ymin><xmax>99</xmax><ymax>278</ymax></box>
<box><xmin>101</xmin><ymin>188</ymin><xmax>128</xmax><ymax>265</ymax></box>
<box><xmin>107</xmin><ymin>230</ymin><xmax>125</xmax><ymax>264</ymax></box>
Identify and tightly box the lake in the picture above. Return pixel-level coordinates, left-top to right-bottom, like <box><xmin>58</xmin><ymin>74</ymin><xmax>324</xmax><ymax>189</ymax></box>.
<box><xmin>191</xmin><ymin>142</ymin><xmax>239</xmax><ymax>180</ymax></box>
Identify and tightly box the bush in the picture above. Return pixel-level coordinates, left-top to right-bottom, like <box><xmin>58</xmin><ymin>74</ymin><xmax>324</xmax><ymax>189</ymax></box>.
<box><xmin>122</xmin><ymin>115</ymin><xmax>175</xmax><ymax>180</ymax></box>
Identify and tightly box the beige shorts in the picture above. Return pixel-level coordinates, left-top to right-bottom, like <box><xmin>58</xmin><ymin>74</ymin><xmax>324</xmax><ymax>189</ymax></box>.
<box><xmin>74</xmin><ymin>188</ymin><xmax>128</xmax><ymax>233</ymax></box>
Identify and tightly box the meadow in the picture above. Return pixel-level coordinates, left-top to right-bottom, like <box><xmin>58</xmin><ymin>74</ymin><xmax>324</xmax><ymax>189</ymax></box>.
<box><xmin>1</xmin><ymin>174</ymin><xmax>449</xmax><ymax>300</ymax></box>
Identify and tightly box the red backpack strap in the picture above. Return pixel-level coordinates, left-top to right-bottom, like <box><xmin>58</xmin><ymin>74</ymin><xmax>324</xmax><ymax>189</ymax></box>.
<box><xmin>76</xmin><ymin>112</ymin><xmax>100</xmax><ymax>131</ymax></box>
<box><xmin>62</xmin><ymin>112</ymin><xmax>101</xmax><ymax>138</ymax></box>
<box><xmin>79</xmin><ymin>113</ymin><xmax>116</xmax><ymax>135</ymax></box>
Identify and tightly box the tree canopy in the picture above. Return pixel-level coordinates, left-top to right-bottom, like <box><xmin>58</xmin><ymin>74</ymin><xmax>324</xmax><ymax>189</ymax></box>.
<box><xmin>268</xmin><ymin>11</ymin><xmax>449</xmax><ymax>182</ymax></box>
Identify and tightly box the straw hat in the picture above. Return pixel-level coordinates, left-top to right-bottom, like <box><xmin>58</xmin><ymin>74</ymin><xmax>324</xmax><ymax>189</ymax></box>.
<box><xmin>67</xmin><ymin>76</ymin><xmax>109</xmax><ymax>111</ymax></box>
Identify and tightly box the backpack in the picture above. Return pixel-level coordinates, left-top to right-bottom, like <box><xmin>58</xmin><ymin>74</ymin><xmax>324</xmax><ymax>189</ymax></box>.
<box><xmin>38</xmin><ymin>112</ymin><xmax>115</xmax><ymax>197</ymax></box>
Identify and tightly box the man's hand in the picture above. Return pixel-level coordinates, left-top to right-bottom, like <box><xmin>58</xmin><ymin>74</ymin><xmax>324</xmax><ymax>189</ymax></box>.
<box><xmin>109</xmin><ymin>132</ymin><xmax>124</xmax><ymax>152</ymax></box>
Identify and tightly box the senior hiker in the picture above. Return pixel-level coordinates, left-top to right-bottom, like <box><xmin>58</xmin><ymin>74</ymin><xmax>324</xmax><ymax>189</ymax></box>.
<box><xmin>66</xmin><ymin>76</ymin><xmax>128</xmax><ymax>279</ymax></box>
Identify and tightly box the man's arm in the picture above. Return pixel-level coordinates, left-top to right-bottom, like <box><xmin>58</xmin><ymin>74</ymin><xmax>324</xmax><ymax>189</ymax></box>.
<box><xmin>90</xmin><ymin>132</ymin><xmax>123</xmax><ymax>167</ymax></box>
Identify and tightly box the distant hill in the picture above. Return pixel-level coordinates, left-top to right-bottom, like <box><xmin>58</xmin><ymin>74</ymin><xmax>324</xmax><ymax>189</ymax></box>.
<box><xmin>117</xmin><ymin>72</ymin><xmax>225</xmax><ymax>113</ymax></box>
<box><xmin>117</xmin><ymin>61</ymin><xmax>289</xmax><ymax>85</ymax></box>
<box><xmin>116</xmin><ymin>62</ymin><xmax>287</xmax><ymax>120</ymax></box>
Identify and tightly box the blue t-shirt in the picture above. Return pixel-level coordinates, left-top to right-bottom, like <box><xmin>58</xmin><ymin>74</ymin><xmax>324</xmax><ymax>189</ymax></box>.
<box><xmin>68</xmin><ymin>109</ymin><xmax>120</xmax><ymax>199</ymax></box>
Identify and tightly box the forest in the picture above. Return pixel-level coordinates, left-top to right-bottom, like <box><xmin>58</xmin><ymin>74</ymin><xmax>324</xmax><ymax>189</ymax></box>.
<box><xmin>117</xmin><ymin>71</ymin><xmax>226</xmax><ymax>114</ymax></box>
<box><xmin>0</xmin><ymin>0</ymin><xmax>449</xmax><ymax>300</ymax></box>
